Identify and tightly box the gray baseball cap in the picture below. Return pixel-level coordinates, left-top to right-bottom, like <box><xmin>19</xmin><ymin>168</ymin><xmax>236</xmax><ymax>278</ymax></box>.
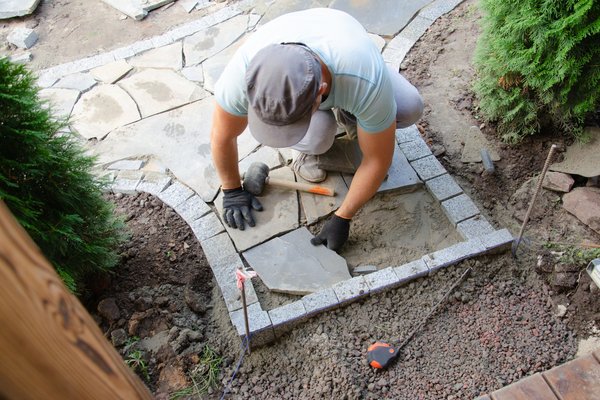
<box><xmin>245</xmin><ymin>43</ymin><xmax>322</xmax><ymax>148</ymax></box>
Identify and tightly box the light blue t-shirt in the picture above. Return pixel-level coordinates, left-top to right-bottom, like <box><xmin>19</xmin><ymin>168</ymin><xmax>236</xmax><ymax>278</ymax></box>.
<box><xmin>214</xmin><ymin>8</ymin><xmax>396</xmax><ymax>133</ymax></box>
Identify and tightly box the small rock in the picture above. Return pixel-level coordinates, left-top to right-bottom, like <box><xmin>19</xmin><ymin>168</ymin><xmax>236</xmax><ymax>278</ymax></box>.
<box><xmin>7</xmin><ymin>28</ymin><xmax>38</xmax><ymax>49</ymax></box>
<box><xmin>552</xmin><ymin>272</ymin><xmax>578</xmax><ymax>290</ymax></box>
<box><xmin>111</xmin><ymin>328</ymin><xmax>128</xmax><ymax>347</ymax></box>
<box><xmin>555</xmin><ymin>304</ymin><xmax>567</xmax><ymax>318</ymax></box>
<box><xmin>543</xmin><ymin>171</ymin><xmax>574</xmax><ymax>193</ymax></box>
<box><xmin>97</xmin><ymin>298</ymin><xmax>120</xmax><ymax>321</ymax></box>
<box><xmin>563</xmin><ymin>187</ymin><xmax>600</xmax><ymax>234</ymax></box>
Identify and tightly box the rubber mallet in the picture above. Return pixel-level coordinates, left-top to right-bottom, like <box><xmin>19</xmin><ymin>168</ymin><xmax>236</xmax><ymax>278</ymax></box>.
<box><xmin>243</xmin><ymin>162</ymin><xmax>335</xmax><ymax>197</ymax></box>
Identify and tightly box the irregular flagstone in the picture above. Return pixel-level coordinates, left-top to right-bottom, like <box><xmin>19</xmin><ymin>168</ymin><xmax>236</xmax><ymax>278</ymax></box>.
<box><xmin>39</xmin><ymin>88</ymin><xmax>80</xmax><ymax>120</ymax></box>
<box><xmin>179</xmin><ymin>0</ymin><xmax>198</xmax><ymax>13</ymax></box>
<box><xmin>128</xmin><ymin>42</ymin><xmax>183</xmax><ymax>70</ymax></box>
<box><xmin>201</xmin><ymin>38</ymin><xmax>244</xmax><ymax>93</ymax></box>
<box><xmin>71</xmin><ymin>84</ymin><xmax>140</xmax><ymax>140</ymax></box>
<box><xmin>215</xmin><ymin>167</ymin><xmax>300</xmax><ymax>252</ymax></box>
<box><xmin>181</xmin><ymin>65</ymin><xmax>204</xmax><ymax>83</ymax></box>
<box><xmin>118</xmin><ymin>69</ymin><xmax>208</xmax><ymax>118</ymax></box>
<box><xmin>256</xmin><ymin>0</ymin><xmax>331</xmax><ymax>24</ymax></box>
<box><xmin>238</xmin><ymin>146</ymin><xmax>282</xmax><ymax>176</ymax></box>
<box><xmin>331</xmin><ymin>0</ymin><xmax>432</xmax><ymax>36</ymax></box>
<box><xmin>54</xmin><ymin>72</ymin><xmax>97</xmax><ymax>92</ymax></box>
<box><xmin>183</xmin><ymin>14</ymin><xmax>248</xmax><ymax>65</ymax></box>
<box><xmin>89</xmin><ymin>98</ymin><xmax>221</xmax><ymax>202</ymax></box>
<box><xmin>242</xmin><ymin>227</ymin><xmax>351</xmax><ymax>295</ymax></box>
<box><xmin>0</xmin><ymin>0</ymin><xmax>41</xmax><ymax>19</ymax></box>
<box><xmin>91</xmin><ymin>60</ymin><xmax>133</xmax><ymax>84</ymax></box>
<box><xmin>461</xmin><ymin>126</ymin><xmax>501</xmax><ymax>163</ymax></box>
<box><xmin>550</xmin><ymin>127</ymin><xmax>600</xmax><ymax>178</ymax></box>
<box><xmin>562</xmin><ymin>187</ymin><xmax>600</xmax><ymax>235</ymax></box>
<box><xmin>343</xmin><ymin>143</ymin><xmax>422</xmax><ymax>194</ymax></box>
<box><xmin>101</xmin><ymin>0</ymin><xmax>174</xmax><ymax>20</ymax></box>
<box><xmin>299</xmin><ymin>173</ymin><xmax>348</xmax><ymax>225</ymax></box>
<box><xmin>237</xmin><ymin>128</ymin><xmax>261</xmax><ymax>160</ymax></box>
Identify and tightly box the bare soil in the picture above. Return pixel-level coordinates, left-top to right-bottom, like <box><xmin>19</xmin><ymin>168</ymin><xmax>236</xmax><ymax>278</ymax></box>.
<box><xmin>9</xmin><ymin>0</ymin><xmax>600</xmax><ymax>398</ymax></box>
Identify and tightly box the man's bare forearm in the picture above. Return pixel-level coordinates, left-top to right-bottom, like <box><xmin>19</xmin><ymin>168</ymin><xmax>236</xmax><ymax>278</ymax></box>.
<box><xmin>210</xmin><ymin>103</ymin><xmax>249</xmax><ymax>190</ymax></box>
<box><xmin>336</xmin><ymin>123</ymin><xmax>396</xmax><ymax>219</ymax></box>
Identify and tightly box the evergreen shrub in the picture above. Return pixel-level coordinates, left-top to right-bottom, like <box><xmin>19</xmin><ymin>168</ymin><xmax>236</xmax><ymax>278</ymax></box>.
<box><xmin>0</xmin><ymin>58</ymin><xmax>125</xmax><ymax>293</ymax></box>
<box><xmin>474</xmin><ymin>0</ymin><xmax>600</xmax><ymax>142</ymax></box>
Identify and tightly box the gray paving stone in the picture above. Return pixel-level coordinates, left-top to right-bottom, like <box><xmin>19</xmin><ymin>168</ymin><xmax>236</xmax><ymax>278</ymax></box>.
<box><xmin>410</xmin><ymin>155</ymin><xmax>446</xmax><ymax>181</ymax></box>
<box><xmin>441</xmin><ymin>193</ymin><xmax>480</xmax><ymax>225</ymax></box>
<box><xmin>456</xmin><ymin>216</ymin><xmax>495</xmax><ymax>241</ymax></box>
<box><xmin>0</xmin><ymin>0</ymin><xmax>41</xmax><ymax>19</ymax></box>
<box><xmin>383</xmin><ymin>36</ymin><xmax>413</xmax><ymax>70</ymax></box>
<box><xmin>70</xmin><ymin>84</ymin><xmax>140</xmax><ymax>140</ymax></box>
<box><xmin>157</xmin><ymin>181</ymin><xmax>194</xmax><ymax>209</ymax></box>
<box><xmin>118</xmin><ymin>69</ymin><xmax>207</xmax><ymax>118</ymax></box>
<box><xmin>129</xmin><ymin>42</ymin><xmax>183</xmax><ymax>70</ymax></box>
<box><xmin>396</xmin><ymin>125</ymin><xmax>421</xmax><ymax>144</ymax></box>
<box><xmin>419</xmin><ymin>0</ymin><xmax>464</xmax><ymax>21</ymax></box>
<box><xmin>111</xmin><ymin>45</ymin><xmax>137</xmax><ymax>60</ymax></box>
<box><xmin>183</xmin><ymin>14</ymin><xmax>248</xmax><ymax>65</ymax></box>
<box><xmin>269</xmin><ymin>301</ymin><xmax>307</xmax><ymax>337</ymax></box>
<box><xmin>353</xmin><ymin>265</ymin><xmax>378</xmax><ymax>275</ymax></box>
<box><xmin>299</xmin><ymin>173</ymin><xmax>348</xmax><ymax>225</ymax></box>
<box><xmin>479</xmin><ymin>229</ymin><xmax>514</xmax><ymax>253</ymax></box>
<box><xmin>394</xmin><ymin>259</ymin><xmax>429</xmax><ymax>283</ymax></box>
<box><xmin>175</xmin><ymin>195</ymin><xmax>211</xmax><ymax>224</ymax></box>
<box><xmin>151</xmin><ymin>32</ymin><xmax>175</xmax><ymax>48</ymax></box>
<box><xmin>201</xmin><ymin>233</ymin><xmax>258</xmax><ymax>312</ymax></box>
<box><xmin>242</xmin><ymin>227</ymin><xmax>350</xmax><ymax>295</ymax></box>
<box><xmin>216</xmin><ymin>167</ymin><xmax>300</xmax><ymax>252</ymax></box>
<box><xmin>89</xmin><ymin>98</ymin><xmax>222</xmax><ymax>202</ymax></box>
<box><xmin>111</xmin><ymin>170</ymin><xmax>144</xmax><ymax>194</ymax></box>
<box><xmin>229</xmin><ymin>302</ymin><xmax>274</xmax><ymax>348</ymax></box>
<box><xmin>54</xmin><ymin>72</ymin><xmax>97</xmax><ymax>92</ymax></box>
<box><xmin>332</xmin><ymin>276</ymin><xmax>370</xmax><ymax>304</ymax></box>
<box><xmin>425</xmin><ymin>173</ymin><xmax>463</xmax><ymax>202</ymax></box>
<box><xmin>38</xmin><ymin>88</ymin><xmax>80</xmax><ymax>120</ymax></box>
<box><xmin>399</xmin><ymin>138</ymin><xmax>433</xmax><ymax>161</ymax></box>
<box><xmin>363</xmin><ymin>267</ymin><xmax>402</xmax><ymax>294</ymax></box>
<box><xmin>398</xmin><ymin>15</ymin><xmax>432</xmax><ymax>42</ymax></box>
<box><xmin>189</xmin><ymin>212</ymin><xmax>225</xmax><ymax>242</ymax></box>
<box><xmin>302</xmin><ymin>288</ymin><xmax>339</xmax><ymax>316</ymax></box>
<box><xmin>90</xmin><ymin>60</ymin><xmax>133</xmax><ymax>84</ymax></box>
<box><xmin>422</xmin><ymin>239</ymin><xmax>486</xmax><ymax>273</ymax></box>
<box><xmin>107</xmin><ymin>159</ymin><xmax>145</xmax><ymax>171</ymax></box>
<box><xmin>331</xmin><ymin>0</ymin><xmax>431</xmax><ymax>36</ymax></box>
<box><xmin>7</xmin><ymin>27</ymin><xmax>38</xmax><ymax>49</ymax></box>
<box><xmin>136</xmin><ymin>171</ymin><xmax>172</xmax><ymax>195</ymax></box>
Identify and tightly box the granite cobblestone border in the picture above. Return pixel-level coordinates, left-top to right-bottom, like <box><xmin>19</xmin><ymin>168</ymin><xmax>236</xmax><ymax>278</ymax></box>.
<box><xmin>90</xmin><ymin>0</ymin><xmax>516</xmax><ymax>349</ymax></box>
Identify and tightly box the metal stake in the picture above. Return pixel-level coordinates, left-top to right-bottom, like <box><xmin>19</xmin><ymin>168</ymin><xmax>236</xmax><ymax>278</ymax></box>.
<box><xmin>512</xmin><ymin>144</ymin><xmax>557</xmax><ymax>258</ymax></box>
<box><xmin>240</xmin><ymin>279</ymin><xmax>251</xmax><ymax>354</ymax></box>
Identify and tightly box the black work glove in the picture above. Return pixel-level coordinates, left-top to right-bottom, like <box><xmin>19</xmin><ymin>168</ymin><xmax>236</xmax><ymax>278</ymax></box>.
<box><xmin>310</xmin><ymin>214</ymin><xmax>350</xmax><ymax>252</ymax></box>
<box><xmin>222</xmin><ymin>187</ymin><xmax>263</xmax><ymax>230</ymax></box>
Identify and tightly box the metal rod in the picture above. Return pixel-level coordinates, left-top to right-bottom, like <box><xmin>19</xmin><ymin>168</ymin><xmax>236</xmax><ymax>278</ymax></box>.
<box><xmin>512</xmin><ymin>144</ymin><xmax>557</xmax><ymax>257</ymax></box>
<box><xmin>240</xmin><ymin>281</ymin><xmax>251</xmax><ymax>354</ymax></box>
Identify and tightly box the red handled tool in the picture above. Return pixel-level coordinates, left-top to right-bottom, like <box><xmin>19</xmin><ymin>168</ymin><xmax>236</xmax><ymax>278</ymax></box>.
<box><xmin>367</xmin><ymin>268</ymin><xmax>472</xmax><ymax>369</ymax></box>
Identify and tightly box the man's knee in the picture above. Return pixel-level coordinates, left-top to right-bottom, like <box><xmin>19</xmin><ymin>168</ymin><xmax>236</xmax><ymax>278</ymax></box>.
<box><xmin>396</xmin><ymin>91</ymin><xmax>424</xmax><ymax>128</ymax></box>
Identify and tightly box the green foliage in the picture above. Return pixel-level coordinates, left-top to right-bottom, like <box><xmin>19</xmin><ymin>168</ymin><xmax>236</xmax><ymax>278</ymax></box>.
<box><xmin>170</xmin><ymin>345</ymin><xmax>223</xmax><ymax>399</ymax></box>
<box><xmin>0</xmin><ymin>57</ymin><xmax>125</xmax><ymax>294</ymax></box>
<box><xmin>474</xmin><ymin>0</ymin><xmax>600</xmax><ymax>142</ymax></box>
<box><xmin>125</xmin><ymin>349</ymin><xmax>150</xmax><ymax>382</ymax></box>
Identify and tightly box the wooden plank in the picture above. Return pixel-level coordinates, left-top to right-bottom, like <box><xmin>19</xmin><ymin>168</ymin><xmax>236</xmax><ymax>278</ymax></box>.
<box><xmin>490</xmin><ymin>373</ymin><xmax>559</xmax><ymax>400</ymax></box>
<box><xmin>0</xmin><ymin>200</ymin><xmax>152</xmax><ymax>400</ymax></box>
<box><xmin>543</xmin><ymin>354</ymin><xmax>600</xmax><ymax>399</ymax></box>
